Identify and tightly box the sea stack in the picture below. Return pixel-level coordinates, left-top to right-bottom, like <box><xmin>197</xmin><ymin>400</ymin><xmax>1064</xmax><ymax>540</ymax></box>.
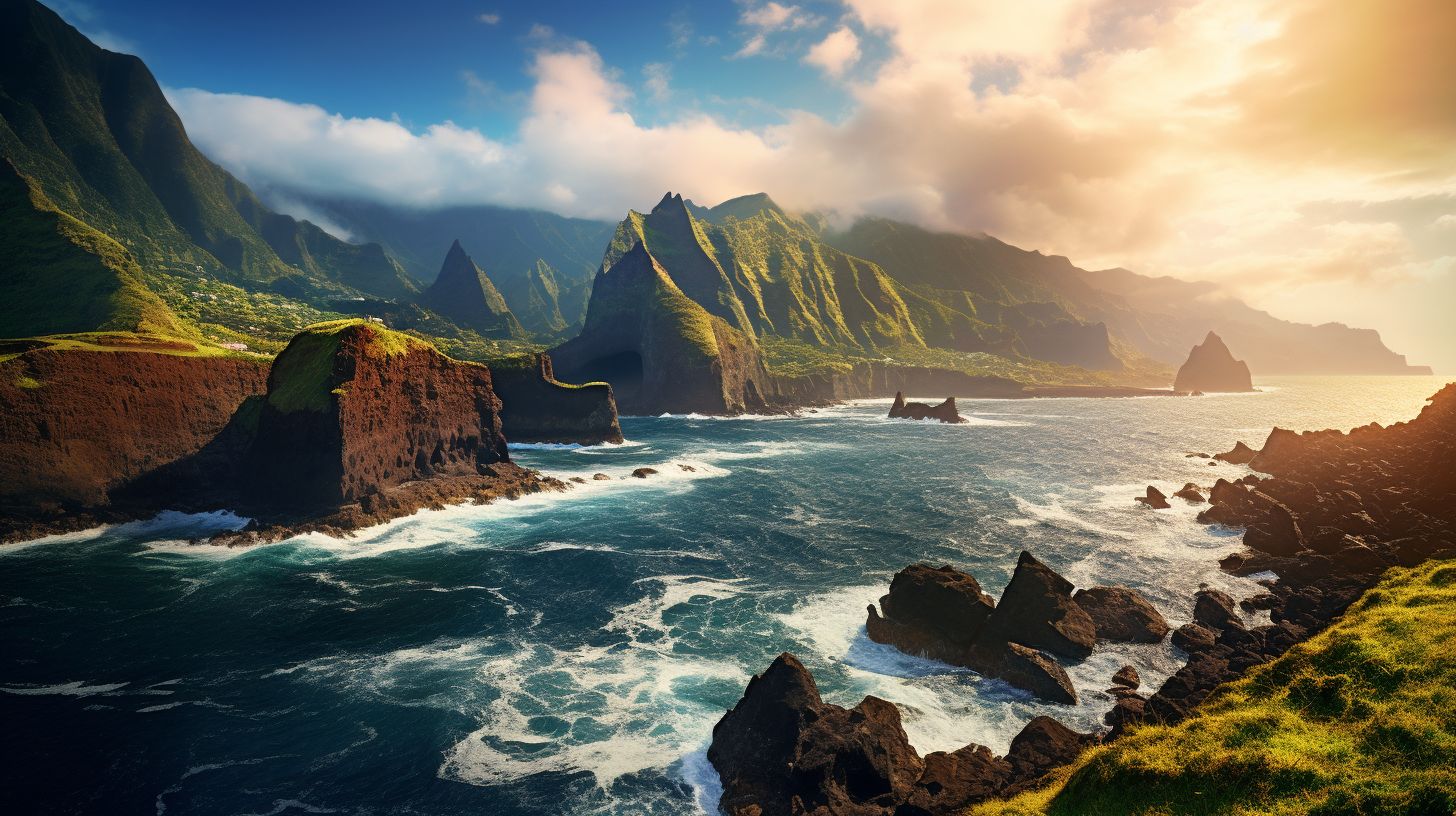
<box><xmin>888</xmin><ymin>392</ymin><xmax>968</xmax><ymax>423</ymax></box>
<box><xmin>1173</xmin><ymin>332</ymin><xmax>1254</xmax><ymax>393</ymax></box>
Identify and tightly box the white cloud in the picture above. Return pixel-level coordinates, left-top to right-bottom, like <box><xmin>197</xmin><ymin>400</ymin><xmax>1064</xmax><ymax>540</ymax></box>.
<box><xmin>803</xmin><ymin>26</ymin><xmax>860</xmax><ymax>77</ymax></box>
<box><xmin>734</xmin><ymin>2</ymin><xmax>822</xmax><ymax>57</ymax></box>
<box><xmin>477</xmin><ymin>12</ymin><xmax>500</xmax><ymax>25</ymax></box>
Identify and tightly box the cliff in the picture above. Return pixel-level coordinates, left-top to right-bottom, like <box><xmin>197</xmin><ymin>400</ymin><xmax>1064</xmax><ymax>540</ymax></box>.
<box><xmin>550</xmin><ymin>243</ymin><xmax>778</xmax><ymax>414</ymax></box>
<box><xmin>1173</xmin><ymin>331</ymin><xmax>1254</xmax><ymax>393</ymax></box>
<box><xmin>490</xmin><ymin>353</ymin><xmax>623</xmax><ymax>445</ymax></box>
<box><xmin>244</xmin><ymin>319</ymin><xmax>511</xmax><ymax>510</ymax></box>
<box><xmin>0</xmin><ymin>336</ymin><xmax>267</xmax><ymax>536</ymax></box>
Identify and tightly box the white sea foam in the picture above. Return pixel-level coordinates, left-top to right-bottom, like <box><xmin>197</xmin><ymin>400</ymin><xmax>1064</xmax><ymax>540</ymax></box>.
<box><xmin>1</xmin><ymin>525</ymin><xmax>110</xmax><ymax>553</ymax></box>
<box><xmin>0</xmin><ymin>680</ymin><xmax>129</xmax><ymax>697</ymax></box>
<box><xmin>1010</xmin><ymin>496</ymin><xmax>1138</xmax><ymax>540</ymax></box>
<box><xmin>439</xmin><ymin>575</ymin><xmax>752</xmax><ymax>789</ymax></box>
<box><xmin>510</xmin><ymin>439</ymin><xmax>647</xmax><ymax>451</ymax></box>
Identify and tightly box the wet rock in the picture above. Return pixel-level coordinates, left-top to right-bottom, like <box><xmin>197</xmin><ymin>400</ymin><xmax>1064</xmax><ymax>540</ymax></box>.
<box><xmin>630</xmin><ymin>467</ymin><xmax>658</xmax><ymax>479</ymax></box>
<box><xmin>1193</xmin><ymin>588</ymin><xmax>1243</xmax><ymax>632</ymax></box>
<box><xmin>900</xmin><ymin>745</ymin><xmax>1012</xmax><ymax>814</ymax></box>
<box><xmin>1171</xmin><ymin>622</ymin><xmax>1217</xmax><ymax>653</ymax></box>
<box><xmin>888</xmin><ymin>391</ymin><xmax>968</xmax><ymax>424</ymax></box>
<box><xmin>985</xmin><ymin>551</ymin><xmax>1098</xmax><ymax>660</ymax></box>
<box><xmin>678</xmin><ymin>464</ymin><xmax>697</xmax><ymax>472</ymax></box>
<box><xmin>1001</xmin><ymin>716</ymin><xmax>1099</xmax><ymax>793</ymax></box>
<box><xmin>969</xmin><ymin>641</ymin><xmax>1077</xmax><ymax>705</ymax></box>
<box><xmin>592</xmin><ymin>473</ymin><xmax>612</xmax><ymax>481</ymax></box>
<box><xmin>1173</xmin><ymin>482</ymin><xmax>1205</xmax><ymax>503</ymax></box>
<box><xmin>1214</xmin><ymin>441</ymin><xmax>1258</xmax><ymax>465</ymax></box>
<box><xmin>1135</xmin><ymin>486</ymin><xmax>1171</xmax><ymax>509</ymax></box>
<box><xmin>569</xmin><ymin>476</ymin><xmax>587</xmax><ymax>484</ymax></box>
<box><xmin>1110</xmin><ymin>665</ymin><xmax>1140</xmax><ymax>690</ymax></box>
<box><xmin>870</xmin><ymin>564</ymin><xmax>996</xmax><ymax>654</ymax></box>
<box><xmin>1073</xmin><ymin>586</ymin><xmax>1170</xmax><ymax>643</ymax></box>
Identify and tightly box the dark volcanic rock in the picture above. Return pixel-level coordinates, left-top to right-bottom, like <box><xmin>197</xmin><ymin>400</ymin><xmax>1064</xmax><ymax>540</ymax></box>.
<box><xmin>630</xmin><ymin>467</ymin><xmax>658</xmax><ymax>479</ymax></box>
<box><xmin>490</xmin><ymin>353</ymin><xmax>623</xmax><ymax>445</ymax></box>
<box><xmin>1072</xmin><ymin>586</ymin><xmax>1170</xmax><ymax>643</ymax></box>
<box><xmin>888</xmin><ymin>392</ymin><xmax>968</xmax><ymax>423</ymax></box>
<box><xmin>865</xmin><ymin>561</ymin><xmax>1076</xmax><ymax>703</ymax></box>
<box><xmin>1173</xmin><ymin>331</ymin><xmax>1254</xmax><ymax>393</ymax></box>
<box><xmin>1171</xmin><ymin>622</ymin><xmax>1217</xmax><ymax>653</ymax></box>
<box><xmin>1192</xmin><ymin>588</ymin><xmax>1243</xmax><ymax>632</ymax></box>
<box><xmin>1001</xmin><ymin>716</ymin><xmax>1100</xmax><ymax>794</ymax></box>
<box><xmin>1135</xmin><ymin>486</ymin><xmax>1171</xmax><ymax>509</ymax></box>
<box><xmin>985</xmin><ymin>551</ymin><xmax>1098</xmax><ymax>660</ymax></box>
<box><xmin>1214</xmin><ymin>441</ymin><xmax>1258</xmax><ymax>464</ymax></box>
<box><xmin>707</xmin><ymin>653</ymin><xmax>924</xmax><ymax>816</ymax></box>
<box><xmin>1173</xmin><ymin>482</ymin><xmax>1205</xmax><ymax>503</ymax></box>
<box><xmin>1110</xmin><ymin>665</ymin><xmax>1140</xmax><ymax>690</ymax></box>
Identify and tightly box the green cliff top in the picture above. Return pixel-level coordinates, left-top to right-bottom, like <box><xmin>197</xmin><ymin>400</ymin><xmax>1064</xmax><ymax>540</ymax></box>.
<box><xmin>973</xmin><ymin>558</ymin><xmax>1456</xmax><ymax>815</ymax></box>
<box><xmin>266</xmin><ymin>319</ymin><xmax>437</xmax><ymax>413</ymax></box>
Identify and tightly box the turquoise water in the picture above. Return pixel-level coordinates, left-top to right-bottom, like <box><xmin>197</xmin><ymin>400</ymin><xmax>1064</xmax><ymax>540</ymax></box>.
<box><xmin>1</xmin><ymin>376</ymin><xmax>1448</xmax><ymax>815</ymax></box>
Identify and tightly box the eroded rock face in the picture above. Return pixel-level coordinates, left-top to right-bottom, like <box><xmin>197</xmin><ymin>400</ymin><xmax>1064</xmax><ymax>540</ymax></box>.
<box><xmin>1173</xmin><ymin>331</ymin><xmax>1254</xmax><ymax>393</ymax></box>
<box><xmin>1073</xmin><ymin>586</ymin><xmax>1170</xmax><ymax>643</ymax></box>
<box><xmin>708</xmin><ymin>654</ymin><xmax>1097</xmax><ymax>816</ymax></box>
<box><xmin>888</xmin><ymin>392</ymin><xmax>968</xmax><ymax>424</ymax></box>
<box><xmin>490</xmin><ymin>353</ymin><xmax>623</xmax><ymax>445</ymax></box>
<box><xmin>984</xmin><ymin>551</ymin><xmax>1098</xmax><ymax>660</ymax></box>
<box><xmin>246</xmin><ymin>321</ymin><xmax>509</xmax><ymax>510</ymax></box>
<box><xmin>1214</xmin><ymin>441</ymin><xmax>1258</xmax><ymax>464</ymax></box>
<box><xmin>874</xmin><ymin>564</ymin><xmax>996</xmax><ymax>653</ymax></box>
<box><xmin>0</xmin><ymin>344</ymin><xmax>268</xmax><ymax>536</ymax></box>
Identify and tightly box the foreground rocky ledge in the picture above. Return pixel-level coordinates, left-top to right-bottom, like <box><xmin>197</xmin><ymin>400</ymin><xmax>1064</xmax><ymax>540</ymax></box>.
<box><xmin>709</xmin><ymin>382</ymin><xmax>1456</xmax><ymax>815</ymax></box>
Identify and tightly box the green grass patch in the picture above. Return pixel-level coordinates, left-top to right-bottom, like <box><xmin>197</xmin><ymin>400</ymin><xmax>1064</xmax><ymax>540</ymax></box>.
<box><xmin>970</xmin><ymin>559</ymin><xmax>1456</xmax><ymax>816</ymax></box>
<box><xmin>265</xmin><ymin>319</ymin><xmax>433</xmax><ymax>413</ymax></box>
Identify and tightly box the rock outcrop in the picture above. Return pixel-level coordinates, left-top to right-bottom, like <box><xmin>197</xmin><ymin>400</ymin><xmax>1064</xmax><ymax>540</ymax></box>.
<box><xmin>865</xmin><ymin>553</ymin><xmax>1167</xmax><ymax>706</ymax></box>
<box><xmin>888</xmin><ymin>392</ymin><xmax>967</xmax><ymax>423</ymax></box>
<box><xmin>0</xmin><ymin>339</ymin><xmax>268</xmax><ymax>538</ymax></box>
<box><xmin>707</xmin><ymin>653</ymin><xmax>1098</xmax><ymax>816</ymax></box>
<box><xmin>1117</xmin><ymin>383</ymin><xmax>1456</xmax><ymax>736</ymax></box>
<box><xmin>1135</xmin><ymin>486</ymin><xmax>1170</xmax><ymax>509</ymax></box>
<box><xmin>418</xmin><ymin>240</ymin><xmax>526</xmax><ymax>339</ymax></box>
<box><xmin>1173</xmin><ymin>331</ymin><xmax>1254</xmax><ymax>393</ymax></box>
<box><xmin>489</xmin><ymin>353</ymin><xmax>623</xmax><ymax>445</ymax></box>
<box><xmin>244</xmin><ymin>320</ymin><xmax>510</xmax><ymax>510</ymax></box>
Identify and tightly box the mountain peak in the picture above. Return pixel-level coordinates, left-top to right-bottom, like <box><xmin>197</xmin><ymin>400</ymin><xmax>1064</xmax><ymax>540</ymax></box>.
<box><xmin>421</xmin><ymin>241</ymin><xmax>524</xmax><ymax>338</ymax></box>
<box><xmin>706</xmin><ymin>193</ymin><xmax>783</xmax><ymax>224</ymax></box>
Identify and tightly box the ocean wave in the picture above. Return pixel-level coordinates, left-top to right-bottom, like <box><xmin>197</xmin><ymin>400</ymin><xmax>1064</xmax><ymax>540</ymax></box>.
<box><xmin>509</xmin><ymin>439</ymin><xmax>647</xmax><ymax>451</ymax></box>
<box><xmin>0</xmin><ymin>680</ymin><xmax>129</xmax><ymax>697</ymax></box>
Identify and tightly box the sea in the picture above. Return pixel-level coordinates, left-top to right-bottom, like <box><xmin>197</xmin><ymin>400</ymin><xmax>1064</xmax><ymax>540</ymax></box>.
<box><xmin>1</xmin><ymin>375</ymin><xmax>1447</xmax><ymax>815</ymax></box>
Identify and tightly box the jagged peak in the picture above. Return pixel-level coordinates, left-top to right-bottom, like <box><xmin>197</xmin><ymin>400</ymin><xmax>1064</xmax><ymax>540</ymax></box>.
<box><xmin>652</xmin><ymin>191</ymin><xmax>687</xmax><ymax>214</ymax></box>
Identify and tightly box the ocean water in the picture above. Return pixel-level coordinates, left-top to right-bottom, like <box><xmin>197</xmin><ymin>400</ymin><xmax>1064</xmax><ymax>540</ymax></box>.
<box><xmin>1</xmin><ymin>376</ymin><xmax>1448</xmax><ymax>815</ymax></box>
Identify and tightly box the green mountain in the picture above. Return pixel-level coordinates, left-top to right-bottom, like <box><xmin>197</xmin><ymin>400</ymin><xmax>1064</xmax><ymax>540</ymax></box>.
<box><xmin>599</xmin><ymin>192</ymin><xmax>926</xmax><ymax>351</ymax></box>
<box><xmin>0</xmin><ymin>0</ymin><xmax>416</xmax><ymax>342</ymax></box>
<box><xmin>418</xmin><ymin>240</ymin><xmax>525</xmax><ymax>339</ymax></box>
<box><xmin>300</xmin><ymin>198</ymin><xmax>614</xmax><ymax>337</ymax></box>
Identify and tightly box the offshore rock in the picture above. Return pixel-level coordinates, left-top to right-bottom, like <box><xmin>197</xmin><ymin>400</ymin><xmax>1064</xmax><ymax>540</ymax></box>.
<box><xmin>1135</xmin><ymin>486</ymin><xmax>1171</xmax><ymax>509</ymax></box>
<box><xmin>1173</xmin><ymin>482</ymin><xmax>1206</xmax><ymax>503</ymax></box>
<box><xmin>1173</xmin><ymin>331</ymin><xmax>1254</xmax><ymax>393</ymax></box>
<box><xmin>888</xmin><ymin>392</ymin><xmax>968</xmax><ymax>423</ymax></box>
<box><xmin>490</xmin><ymin>353</ymin><xmax>623</xmax><ymax>445</ymax></box>
<box><xmin>1214</xmin><ymin>441</ymin><xmax>1258</xmax><ymax>464</ymax></box>
<box><xmin>984</xmin><ymin>551</ymin><xmax>1098</xmax><ymax>660</ymax></box>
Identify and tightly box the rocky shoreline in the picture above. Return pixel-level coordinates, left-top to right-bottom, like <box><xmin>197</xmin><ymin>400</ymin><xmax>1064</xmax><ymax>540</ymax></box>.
<box><xmin>705</xmin><ymin>382</ymin><xmax>1456</xmax><ymax>815</ymax></box>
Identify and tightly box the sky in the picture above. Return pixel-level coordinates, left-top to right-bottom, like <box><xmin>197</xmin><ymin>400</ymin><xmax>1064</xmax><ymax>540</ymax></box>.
<box><xmin>51</xmin><ymin>0</ymin><xmax>1456</xmax><ymax>371</ymax></box>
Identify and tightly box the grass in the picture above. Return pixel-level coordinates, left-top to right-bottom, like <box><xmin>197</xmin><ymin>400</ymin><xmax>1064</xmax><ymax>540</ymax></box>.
<box><xmin>969</xmin><ymin>559</ymin><xmax>1456</xmax><ymax>816</ymax></box>
<box><xmin>0</xmin><ymin>332</ymin><xmax>248</xmax><ymax>364</ymax></box>
<box><xmin>265</xmin><ymin>319</ymin><xmax>434</xmax><ymax>413</ymax></box>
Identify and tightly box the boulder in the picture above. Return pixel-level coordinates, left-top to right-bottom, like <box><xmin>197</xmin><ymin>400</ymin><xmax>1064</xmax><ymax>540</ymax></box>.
<box><xmin>1171</xmin><ymin>622</ymin><xmax>1217</xmax><ymax>653</ymax></box>
<box><xmin>889</xmin><ymin>392</ymin><xmax>968</xmax><ymax>424</ymax></box>
<box><xmin>1135</xmin><ymin>486</ymin><xmax>1171</xmax><ymax>509</ymax></box>
<box><xmin>1002</xmin><ymin>716</ymin><xmax>1099</xmax><ymax>792</ymax></box>
<box><xmin>631</xmin><ymin>467</ymin><xmax>658</xmax><ymax>479</ymax></box>
<box><xmin>873</xmin><ymin>564</ymin><xmax>996</xmax><ymax>650</ymax></box>
<box><xmin>592</xmin><ymin>473</ymin><xmax>611</xmax><ymax>481</ymax></box>
<box><xmin>1193</xmin><ymin>588</ymin><xmax>1243</xmax><ymax>632</ymax></box>
<box><xmin>1173</xmin><ymin>483</ymin><xmax>1205</xmax><ymax>503</ymax></box>
<box><xmin>901</xmin><ymin>745</ymin><xmax>1012</xmax><ymax>814</ymax></box>
<box><xmin>984</xmin><ymin>551</ymin><xmax>1098</xmax><ymax>660</ymax></box>
<box><xmin>1072</xmin><ymin>586</ymin><xmax>1170</xmax><ymax>643</ymax></box>
<box><xmin>1110</xmin><ymin>664</ymin><xmax>1140</xmax><ymax>690</ymax></box>
<box><xmin>968</xmin><ymin>641</ymin><xmax>1078</xmax><ymax>705</ymax></box>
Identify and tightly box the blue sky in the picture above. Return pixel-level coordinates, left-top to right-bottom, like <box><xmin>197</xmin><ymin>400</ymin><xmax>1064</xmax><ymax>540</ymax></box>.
<box><xmin>55</xmin><ymin>0</ymin><xmax>865</xmax><ymax>136</ymax></box>
<box><xmin>45</xmin><ymin>0</ymin><xmax>1456</xmax><ymax>370</ymax></box>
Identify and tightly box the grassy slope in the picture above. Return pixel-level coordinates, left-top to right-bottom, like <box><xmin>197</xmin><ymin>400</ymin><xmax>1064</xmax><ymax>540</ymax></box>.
<box><xmin>972</xmin><ymin>560</ymin><xmax>1456</xmax><ymax>816</ymax></box>
<box><xmin>0</xmin><ymin>159</ymin><xmax>188</xmax><ymax>339</ymax></box>
<box><xmin>265</xmin><ymin>319</ymin><xmax>433</xmax><ymax>413</ymax></box>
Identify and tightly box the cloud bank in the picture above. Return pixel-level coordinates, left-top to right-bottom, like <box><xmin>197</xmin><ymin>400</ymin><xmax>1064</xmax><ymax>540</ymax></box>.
<box><xmin>167</xmin><ymin>0</ymin><xmax>1456</xmax><ymax>369</ymax></box>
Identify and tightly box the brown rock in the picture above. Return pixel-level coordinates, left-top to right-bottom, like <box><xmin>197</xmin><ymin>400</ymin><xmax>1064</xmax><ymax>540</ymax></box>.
<box><xmin>1193</xmin><ymin>588</ymin><xmax>1243</xmax><ymax>632</ymax></box>
<box><xmin>631</xmin><ymin>467</ymin><xmax>658</xmax><ymax>479</ymax></box>
<box><xmin>1110</xmin><ymin>664</ymin><xmax>1140</xmax><ymax>690</ymax></box>
<box><xmin>1214</xmin><ymin>441</ymin><xmax>1258</xmax><ymax>465</ymax></box>
<box><xmin>1135</xmin><ymin>486</ymin><xmax>1171</xmax><ymax>509</ymax></box>
<box><xmin>888</xmin><ymin>391</ymin><xmax>968</xmax><ymax>424</ymax></box>
<box><xmin>1173</xmin><ymin>483</ymin><xmax>1205</xmax><ymax>503</ymax></box>
<box><xmin>1073</xmin><ymin>586</ymin><xmax>1170</xmax><ymax>643</ymax></box>
<box><xmin>984</xmin><ymin>551</ymin><xmax>1098</xmax><ymax>660</ymax></box>
<box><xmin>1171</xmin><ymin>622</ymin><xmax>1217</xmax><ymax>652</ymax></box>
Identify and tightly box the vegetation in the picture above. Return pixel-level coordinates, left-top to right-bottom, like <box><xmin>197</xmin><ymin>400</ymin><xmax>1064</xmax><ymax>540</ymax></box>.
<box><xmin>265</xmin><ymin>319</ymin><xmax>431</xmax><ymax>413</ymax></box>
<box><xmin>970</xmin><ymin>559</ymin><xmax>1456</xmax><ymax>816</ymax></box>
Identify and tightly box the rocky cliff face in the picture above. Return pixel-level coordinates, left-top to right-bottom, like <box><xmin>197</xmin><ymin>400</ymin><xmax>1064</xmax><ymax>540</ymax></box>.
<box><xmin>0</xmin><ymin>340</ymin><xmax>267</xmax><ymax>532</ymax></box>
<box><xmin>550</xmin><ymin>243</ymin><xmax>778</xmax><ymax>414</ymax></box>
<box><xmin>490</xmin><ymin>353</ymin><xmax>623</xmax><ymax>445</ymax></box>
<box><xmin>245</xmin><ymin>320</ymin><xmax>511</xmax><ymax>510</ymax></box>
<box><xmin>1173</xmin><ymin>331</ymin><xmax>1254</xmax><ymax>393</ymax></box>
